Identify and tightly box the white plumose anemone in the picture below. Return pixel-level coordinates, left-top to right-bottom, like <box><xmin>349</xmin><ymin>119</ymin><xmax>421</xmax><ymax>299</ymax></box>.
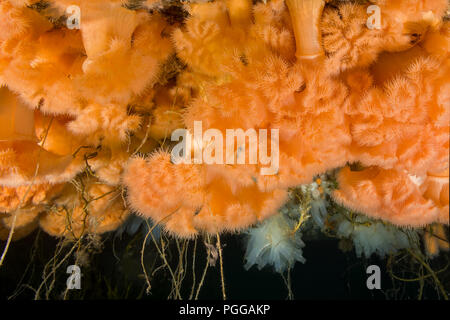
<box><xmin>331</xmin><ymin>214</ymin><xmax>419</xmax><ymax>258</ymax></box>
<box><xmin>244</xmin><ymin>213</ymin><xmax>306</xmax><ymax>273</ymax></box>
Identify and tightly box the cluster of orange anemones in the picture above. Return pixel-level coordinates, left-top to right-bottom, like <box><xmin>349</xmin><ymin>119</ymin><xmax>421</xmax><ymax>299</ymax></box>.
<box><xmin>124</xmin><ymin>0</ymin><xmax>449</xmax><ymax>239</ymax></box>
<box><xmin>0</xmin><ymin>0</ymin><xmax>183</xmax><ymax>240</ymax></box>
<box><xmin>0</xmin><ymin>0</ymin><xmax>448</xmax><ymax>245</ymax></box>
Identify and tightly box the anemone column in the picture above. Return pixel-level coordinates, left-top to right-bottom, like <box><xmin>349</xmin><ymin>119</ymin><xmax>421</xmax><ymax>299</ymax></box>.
<box><xmin>285</xmin><ymin>0</ymin><xmax>326</xmax><ymax>60</ymax></box>
<box><xmin>0</xmin><ymin>87</ymin><xmax>37</xmax><ymax>143</ymax></box>
<box><xmin>0</xmin><ymin>87</ymin><xmax>73</xmax><ymax>184</ymax></box>
<box><xmin>226</xmin><ymin>0</ymin><xmax>253</xmax><ymax>27</ymax></box>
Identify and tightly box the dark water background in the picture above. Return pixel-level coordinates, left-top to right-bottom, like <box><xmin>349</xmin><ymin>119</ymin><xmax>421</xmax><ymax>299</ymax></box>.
<box><xmin>0</xmin><ymin>230</ymin><xmax>447</xmax><ymax>300</ymax></box>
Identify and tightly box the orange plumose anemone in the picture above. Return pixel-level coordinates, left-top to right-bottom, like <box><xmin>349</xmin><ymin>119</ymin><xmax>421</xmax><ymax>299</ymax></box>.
<box><xmin>39</xmin><ymin>178</ymin><xmax>129</xmax><ymax>238</ymax></box>
<box><xmin>123</xmin><ymin>0</ymin><xmax>449</xmax><ymax>238</ymax></box>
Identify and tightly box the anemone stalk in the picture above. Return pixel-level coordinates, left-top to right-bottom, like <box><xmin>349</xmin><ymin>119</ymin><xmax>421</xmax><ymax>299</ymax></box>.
<box><xmin>285</xmin><ymin>0</ymin><xmax>326</xmax><ymax>60</ymax></box>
